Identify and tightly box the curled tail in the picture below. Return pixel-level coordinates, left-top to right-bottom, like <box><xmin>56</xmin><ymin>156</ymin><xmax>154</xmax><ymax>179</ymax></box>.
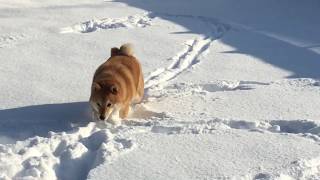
<box><xmin>111</xmin><ymin>43</ymin><xmax>134</xmax><ymax>57</ymax></box>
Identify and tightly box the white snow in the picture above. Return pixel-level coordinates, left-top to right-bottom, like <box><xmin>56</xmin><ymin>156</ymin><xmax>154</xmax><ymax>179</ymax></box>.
<box><xmin>1</xmin><ymin>0</ymin><xmax>320</xmax><ymax>180</ymax></box>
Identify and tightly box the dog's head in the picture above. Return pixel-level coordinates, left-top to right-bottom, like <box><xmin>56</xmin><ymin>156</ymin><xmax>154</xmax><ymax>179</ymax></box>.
<box><xmin>89</xmin><ymin>82</ymin><xmax>120</xmax><ymax>120</ymax></box>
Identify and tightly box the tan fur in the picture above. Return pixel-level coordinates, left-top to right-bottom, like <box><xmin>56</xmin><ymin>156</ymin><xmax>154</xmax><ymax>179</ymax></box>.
<box><xmin>90</xmin><ymin>43</ymin><xmax>144</xmax><ymax>121</ymax></box>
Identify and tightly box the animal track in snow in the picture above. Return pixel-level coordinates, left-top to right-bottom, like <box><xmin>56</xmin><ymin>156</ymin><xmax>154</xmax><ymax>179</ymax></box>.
<box><xmin>269</xmin><ymin>120</ymin><xmax>320</xmax><ymax>142</ymax></box>
<box><xmin>0</xmin><ymin>105</ymin><xmax>172</xmax><ymax>180</ymax></box>
<box><xmin>144</xmin><ymin>38</ymin><xmax>213</xmax><ymax>89</ymax></box>
<box><xmin>282</xmin><ymin>156</ymin><xmax>320</xmax><ymax>179</ymax></box>
<box><xmin>144</xmin><ymin>15</ymin><xmax>230</xmax><ymax>89</ymax></box>
<box><xmin>0</xmin><ymin>34</ymin><xmax>26</xmax><ymax>48</ymax></box>
<box><xmin>60</xmin><ymin>12</ymin><xmax>153</xmax><ymax>33</ymax></box>
<box><xmin>124</xmin><ymin>112</ymin><xmax>320</xmax><ymax>180</ymax></box>
<box><xmin>145</xmin><ymin>80</ymin><xmax>269</xmax><ymax>101</ymax></box>
<box><xmin>274</xmin><ymin>78</ymin><xmax>320</xmax><ymax>88</ymax></box>
<box><xmin>1</xmin><ymin>103</ymin><xmax>319</xmax><ymax>179</ymax></box>
<box><xmin>239</xmin><ymin>156</ymin><xmax>320</xmax><ymax>179</ymax></box>
<box><xmin>0</xmin><ymin>123</ymin><xmax>135</xmax><ymax>180</ymax></box>
<box><xmin>199</xmin><ymin>80</ymin><xmax>269</xmax><ymax>92</ymax></box>
<box><xmin>127</xmin><ymin>114</ymin><xmax>320</xmax><ymax>141</ymax></box>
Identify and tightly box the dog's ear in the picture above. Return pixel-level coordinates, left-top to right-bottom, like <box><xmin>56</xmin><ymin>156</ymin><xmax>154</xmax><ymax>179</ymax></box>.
<box><xmin>92</xmin><ymin>82</ymin><xmax>102</xmax><ymax>91</ymax></box>
<box><xmin>110</xmin><ymin>84</ymin><xmax>118</xmax><ymax>94</ymax></box>
<box><xmin>111</xmin><ymin>47</ymin><xmax>120</xmax><ymax>57</ymax></box>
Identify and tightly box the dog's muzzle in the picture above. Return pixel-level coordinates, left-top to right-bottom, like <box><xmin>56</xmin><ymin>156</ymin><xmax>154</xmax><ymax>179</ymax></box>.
<box><xmin>99</xmin><ymin>115</ymin><xmax>106</xmax><ymax>120</ymax></box>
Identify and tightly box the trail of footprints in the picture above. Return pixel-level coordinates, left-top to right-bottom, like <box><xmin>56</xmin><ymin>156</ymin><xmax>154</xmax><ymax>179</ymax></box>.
<box><xmin>0</xmin><ymin>34</ymin><xmax>26</xmax><ymax>48</ymax></box>
<box><xmin>5</xmin><ymin>105</ymin><xmax>319</xmax><ymax>180</ymax></box>
<box><xmin>144</xmin><ymin>38</ymin><xmax>212</xmax><ymax>89</ymax></box>
<box><xmin>60</xmin><ymin>12</ymin><xmax>153</xmax><ymax>33</ymax></box>
<box><xmin>1</xmin><ymin>123</ymin><xmax>135</xmax><ymax>180</ymax></box>
<box><xmin>143</xmin><ymin>14</ymin><xmax>230</xmax><ymax>89</ymax></box>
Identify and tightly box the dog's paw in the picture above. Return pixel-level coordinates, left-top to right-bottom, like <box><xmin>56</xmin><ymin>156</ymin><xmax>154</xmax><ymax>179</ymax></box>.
<box><xmin>107</xmin><ymin>118</ymin><xmax>122</xmax><ymax>127</ymax></box>
<box><xmin>107</xmin><ymin>112</ymin><xmax>122</xmax><ymax>126</ymax></box>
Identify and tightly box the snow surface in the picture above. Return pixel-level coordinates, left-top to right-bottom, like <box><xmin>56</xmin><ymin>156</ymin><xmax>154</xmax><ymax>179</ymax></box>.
<box><xmin>1</xmin><ymin>0</ymin><xmax>320</xmax><ymax>179</ymax></box>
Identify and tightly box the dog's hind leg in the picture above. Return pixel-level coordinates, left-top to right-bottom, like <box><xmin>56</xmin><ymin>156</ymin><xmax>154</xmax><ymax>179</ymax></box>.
<box><xmin>133</xmin><ymin>74</ymin><xmax>144</xmax><ymax>103</ymax></box>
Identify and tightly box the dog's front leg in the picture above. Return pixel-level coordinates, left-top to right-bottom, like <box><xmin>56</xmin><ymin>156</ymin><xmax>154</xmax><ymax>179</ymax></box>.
<box><xmin>107</xmin><ymin>106</ymin><xmax>121</xmax><ymax>125</ymax></box>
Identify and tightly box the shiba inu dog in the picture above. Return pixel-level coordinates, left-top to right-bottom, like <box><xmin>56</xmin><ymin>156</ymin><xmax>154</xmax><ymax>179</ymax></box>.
<box><xmin>89</xmin><ymin>43</ymin><xmax>144</xmax><ymax>122</ymax></box>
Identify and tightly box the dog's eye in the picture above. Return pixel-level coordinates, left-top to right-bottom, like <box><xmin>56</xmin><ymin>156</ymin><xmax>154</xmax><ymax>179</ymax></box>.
<box><xmin>97</xmin><ymin>103</ymin><xmax>101</xmax><ymax>107</ymax></box>
<box><xmin>107</xmin><ymin>103</ymin><xmax>112</xmax><ymax>107</ymax></box>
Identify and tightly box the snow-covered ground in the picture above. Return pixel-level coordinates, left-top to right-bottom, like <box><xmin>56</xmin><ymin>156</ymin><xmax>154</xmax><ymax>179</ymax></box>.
<box><xmin>1</xmin><ymin>0</ymin><xmax>320</xmax><ymax>179</ymax></box>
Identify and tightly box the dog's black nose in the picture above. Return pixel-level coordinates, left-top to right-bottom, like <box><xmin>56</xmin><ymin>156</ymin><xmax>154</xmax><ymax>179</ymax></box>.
<box><xmin>99</xmin><ymin>115</ymin><xmax>105</xmax><ymax>120</ymax></box>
